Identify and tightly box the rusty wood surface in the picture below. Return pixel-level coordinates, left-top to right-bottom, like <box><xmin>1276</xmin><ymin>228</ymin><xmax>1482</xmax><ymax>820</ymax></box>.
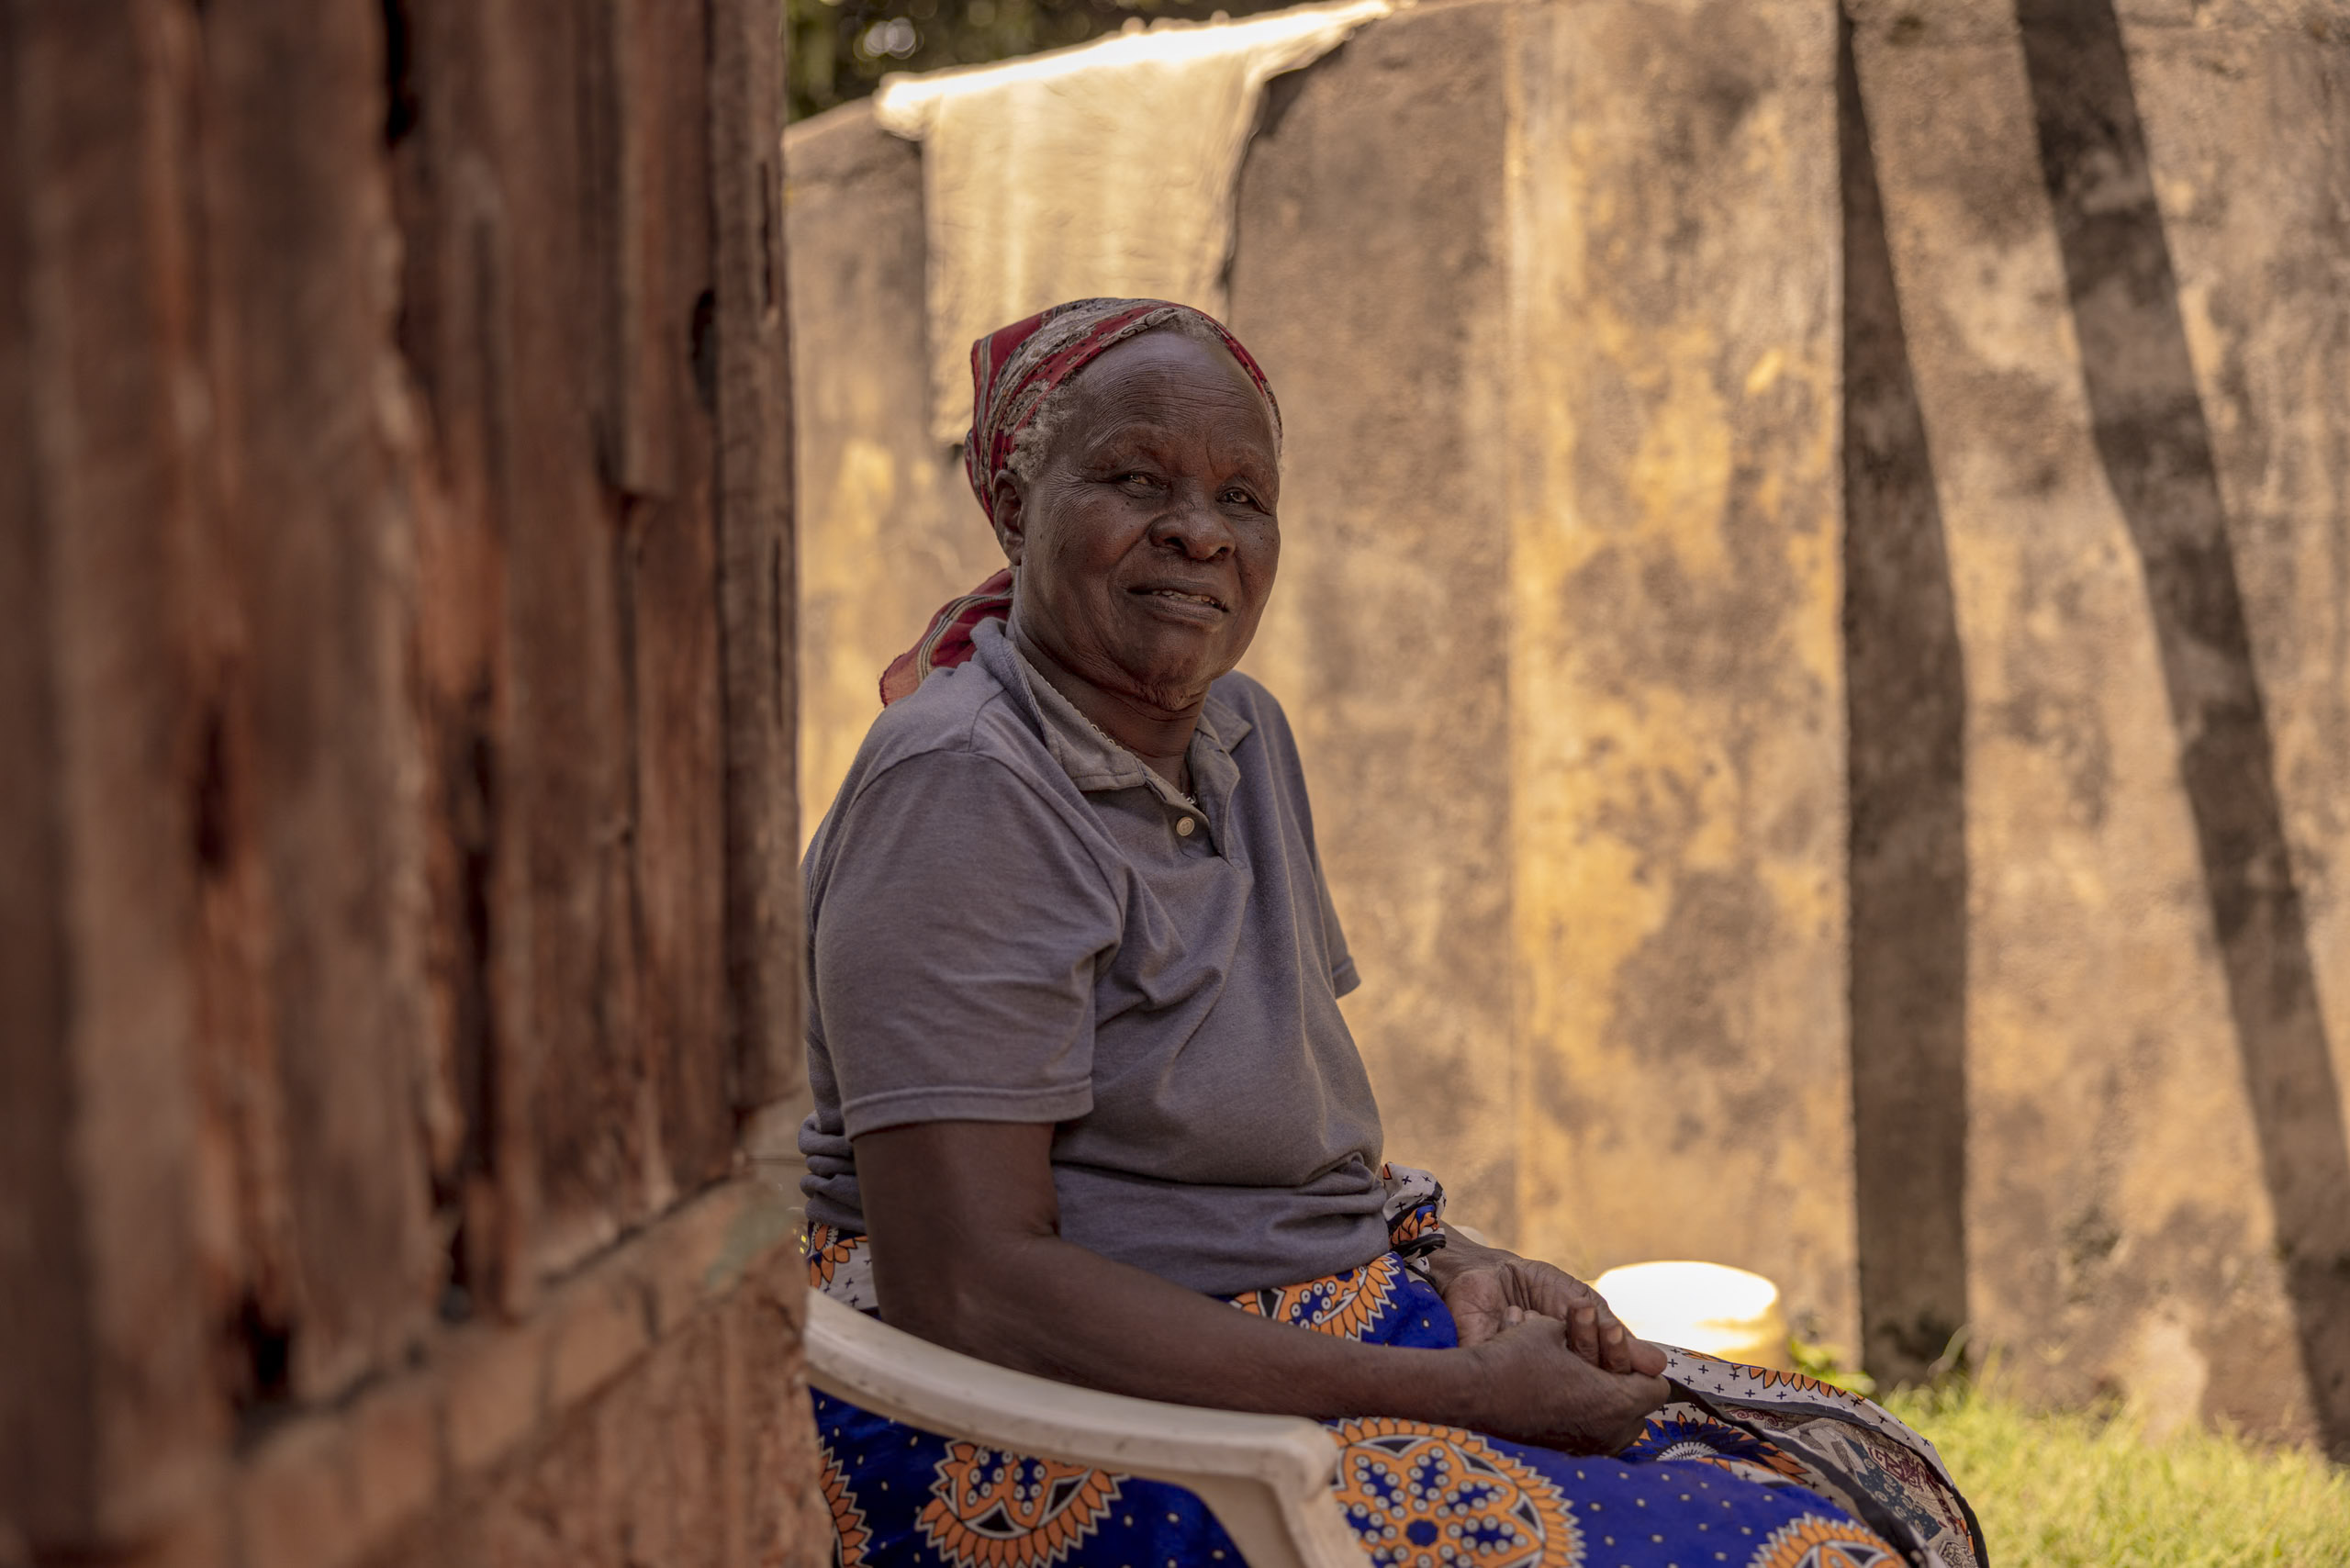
<box><xmin>613</xmin><ymin>0</ymin><xmax>738</xmax><ymax>1201</ymax></box>
<box><xmin>608</xmin><ymin>0</ymin><xmax>684</xmax><ymax>501</ymax></box>
<box><xmin>191</xmin><ymin>0</ymin><xmax>443</xmax><ymax>1404</ymax></box>
<box><xmin>0</xmin><ymin>0</ymin><xmax>93</xmax><ymax>1539</ymax></box>
<box><xmin>4</xmin><ymin>0</ymin><xmax>798</xmax><ymax>1551</ymax></box>
<box><xmin>710</xmin><ymin>0</ymin><xmax>804</xmax><ymax>1116</ymax></box>
<box><xmin>1</xmin><ymin>0</ymin><xmax>220</xmax><ymax>1544</ymax></box>
<box><xmin>473</xmin><ymin>0</ymin><xmax>650</xmax><ymax>1286</ymax></box>
<box><xmin>376</xmin><ymin>0</ymin><xmax>766</xmax><ymax>1301</ymax></box>
<box><xmin>383</xmin><ymin>0</ymin><xmax>536</xmax><ymax>1321</ymax></box>
<box><xmin>377</xmin><ymin>0</ymin><xmax>758</xmax><ymax>1285</ymax></box>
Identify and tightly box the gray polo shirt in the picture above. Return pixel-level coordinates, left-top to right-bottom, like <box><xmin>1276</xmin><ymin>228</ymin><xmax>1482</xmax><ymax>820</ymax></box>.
<box><xmin>798</xmin><ymin>617</ymin><xmax>1388</xmax><ymax>1295</ymax></box>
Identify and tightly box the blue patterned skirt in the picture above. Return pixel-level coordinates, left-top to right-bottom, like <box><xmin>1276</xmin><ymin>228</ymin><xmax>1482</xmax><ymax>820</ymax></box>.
<box><xmin>804</xmin><ymin>1224</ymin><xmax>1984</xmax><ymax>1568</ymax></box>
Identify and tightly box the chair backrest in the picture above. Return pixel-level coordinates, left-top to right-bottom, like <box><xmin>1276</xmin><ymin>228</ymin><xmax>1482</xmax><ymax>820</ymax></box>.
<box><xmin>800</xmin><ymin>1289</ymin><xmax>1365</xmax><ymax>1568</ymax></box>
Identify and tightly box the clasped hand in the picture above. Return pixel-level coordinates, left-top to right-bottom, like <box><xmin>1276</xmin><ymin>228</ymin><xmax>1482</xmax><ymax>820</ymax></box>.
<box><xmin>1426</xmin><ymin>1233</ymin><xmax>1671</xmax><ymax>1454</ymax></box>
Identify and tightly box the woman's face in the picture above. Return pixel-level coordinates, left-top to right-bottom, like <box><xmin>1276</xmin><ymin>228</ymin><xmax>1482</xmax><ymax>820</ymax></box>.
<box><xmin>993</xmin><ymin>330</ymin><xmax>1281</xmax><ymax>710</ymax></box>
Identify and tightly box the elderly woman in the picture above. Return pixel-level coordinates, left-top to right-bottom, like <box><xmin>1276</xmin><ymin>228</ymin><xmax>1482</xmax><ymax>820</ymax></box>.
<box><xmin>800</xmin><ymin>299</ymin><xmax>1982</xmax><ymax>1568</ymax></box>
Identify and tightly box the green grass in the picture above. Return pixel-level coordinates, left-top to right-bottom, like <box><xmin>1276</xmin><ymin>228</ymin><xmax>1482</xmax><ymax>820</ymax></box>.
<box><xmin>1880</xmin><ymin>1383</ymin><xmax>2350</xmax><ymax>1567</ymax></box>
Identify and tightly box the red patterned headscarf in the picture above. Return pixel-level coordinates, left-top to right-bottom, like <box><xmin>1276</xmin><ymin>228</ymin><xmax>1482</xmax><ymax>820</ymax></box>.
<box><xmin>879</xmin><ymin>298</ymin><xmax>1280</xmax><ymax>706</ymax></box>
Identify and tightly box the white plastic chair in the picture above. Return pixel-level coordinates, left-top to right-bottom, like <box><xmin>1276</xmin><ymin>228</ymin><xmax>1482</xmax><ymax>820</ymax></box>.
<box><xmin>802</xmin><ymin>1289</ymin><xmax>1364</xmax><ymax>1568</ymax></box>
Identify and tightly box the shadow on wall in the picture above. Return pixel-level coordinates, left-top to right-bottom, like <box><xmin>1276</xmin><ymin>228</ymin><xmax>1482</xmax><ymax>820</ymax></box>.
<box><xmin>1840</xmin><ymin>0</ymin><xmax>2350</xmax><ymax>1438</ymax></box>
<box><xmin>2013</xmin><ymin>0</ymin><xmax>2350</xmax><ymax>1458</ymax></box>
<box><xmin>1839</xmin><ymin>6</ymin><xmax>1971</xmax><ymax>1394</ymax></box>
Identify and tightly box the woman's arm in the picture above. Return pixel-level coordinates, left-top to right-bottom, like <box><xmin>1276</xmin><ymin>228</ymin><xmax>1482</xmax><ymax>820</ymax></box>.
<box><xmin>854</xmin><ymin>1120</ymin><xmax>1668</xmax><ymax>1453</ymax></box>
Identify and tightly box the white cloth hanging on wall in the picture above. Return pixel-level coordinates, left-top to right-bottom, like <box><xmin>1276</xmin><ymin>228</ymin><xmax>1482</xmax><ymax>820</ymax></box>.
<box><xmin>872</xmin><ymin>0</ymin><xmax>1393</xmax><ymax>445</ymax></box>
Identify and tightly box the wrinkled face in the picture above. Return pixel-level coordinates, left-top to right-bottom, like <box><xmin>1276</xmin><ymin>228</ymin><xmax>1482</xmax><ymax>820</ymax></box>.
<box><xmin>993</xmin><ymin>330</ymin><xmax>1281</xmax><ymax>706</ymax></box>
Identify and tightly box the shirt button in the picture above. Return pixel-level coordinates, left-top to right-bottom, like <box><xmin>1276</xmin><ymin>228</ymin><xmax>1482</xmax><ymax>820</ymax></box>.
<box><xmin>1175</xmin><ymin>816</ymin><xmax>1196</xmax><ymax>837</ymax></box>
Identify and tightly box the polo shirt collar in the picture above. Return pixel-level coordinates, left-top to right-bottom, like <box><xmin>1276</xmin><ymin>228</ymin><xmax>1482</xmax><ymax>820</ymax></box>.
<box><xmin>969</xmin><ymin>619</ymin><xmax>1250</xmax><ymax>830</ymax></box>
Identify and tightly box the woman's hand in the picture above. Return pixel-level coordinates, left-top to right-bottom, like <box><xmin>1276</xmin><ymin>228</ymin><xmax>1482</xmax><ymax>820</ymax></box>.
<box><xmin>1461</xmin><ymin>1305</ymin><xmax>1669</xmax><ymax>1454</ymax></box>
<box><xmin>1428</xmin><ymin>1233</ymin><xmax>1669</xmax><ymax>1376</ymax></box>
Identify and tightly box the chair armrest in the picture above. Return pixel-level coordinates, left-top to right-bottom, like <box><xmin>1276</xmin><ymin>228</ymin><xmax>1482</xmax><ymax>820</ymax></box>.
<box><xmin>801</xmin><ymin>1289</ymin><xmax>1363</xmax><ymax>1568</ymax></box>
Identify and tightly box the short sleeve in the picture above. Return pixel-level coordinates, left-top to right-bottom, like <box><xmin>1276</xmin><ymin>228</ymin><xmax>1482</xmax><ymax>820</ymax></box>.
<box><xmin>810</xmin><ymin>748</ymin><xmax>1123</xmax><ymax>1137</ymax></box>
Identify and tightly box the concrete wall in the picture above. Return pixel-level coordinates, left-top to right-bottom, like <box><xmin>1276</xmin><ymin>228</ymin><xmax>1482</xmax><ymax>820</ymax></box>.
<box><xmin>1495</xmin><ymin>0</ymin><xmax>1855</xmax><ymax>1349</ymax></box>
<box><xmin>787</xmin><ymin>119</ymin><xmax>1002</xmax><ymax>827</ymax></box>
<box><xmin>1225</xmin><ymin>0</ymin><xmax>1525</xmax><ymax>1278</ymax></box>
<box><xmin>786</xmin><ymin>0</ymin><xmax>2350</xmax><ymax>1449</ymax></box>
<box><xmin>1847</xmin><ymin>0</ymin><xmax>2350</xmax><ymax>1446</ymax></box>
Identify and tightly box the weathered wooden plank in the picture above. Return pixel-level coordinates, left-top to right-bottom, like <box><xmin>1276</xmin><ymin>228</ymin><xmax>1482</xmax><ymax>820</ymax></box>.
<box><xmin>467</xmin><ymin>0</ymin><xmax>650</xmax><ymax>1281</ymax></box>
<box><xmin>634</xmin><ymin>479</ymin><xmax>735</xmax><ymax>1196</ymax></box>
<box><xmin>194</xmin><ymin>0</ymin><xmax>443</xmax><ymax>1400</ymax></box>
<box><xmin>609</xmin><ymin>0</ymin><xmax>682</xmax><ymax>500</ymax></box>
<box><xmin>377</xmin><ymin>0</ymin><xmax>541</xmax><ymax>1321</ymax></box>
<box><xmin>381</xmin><ymin>0</ymin><xmax>745</xmax><ymax>1301</ymax></box>
<box><xmin>622</xmin><ymin>0</ymin><xmax>736</xmax><ymax>1194</ymax></box>
<box><xmin>710</xmin><ymin>0</ymin><xmax>804</xmax><ymax>1119</ymax></box>
<box><xmin>0</xmin><ymin>1</ymin><xmax>95</xmax><ymax>1540</ymax></box>
<box><xmin>378</xmin><ymin>0</ymin><xmax>529</xmax><ymax>1321</ymax></box>
<box><xmin>6</xmin><ymin>0</ymin><xmax>813</xmax><ymax>1554</ymax></box>
<box><xmin>3</xmin><ymin>0</ymin><xmax>220</xmax><ymax>1544</ymax></box>
<box><xmin>169</xmin><ymin>0</ymin><xmax>318</xmax><ymax>1426</ymax></box>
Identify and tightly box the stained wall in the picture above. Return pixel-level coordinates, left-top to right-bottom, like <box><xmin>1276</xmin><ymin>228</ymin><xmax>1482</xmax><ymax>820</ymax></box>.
<box><xmin>788</xmin><ymin>0</ymin><xmax>1858</xmax><ymax>1350</ymax></box>
<box><xmin>1495</xmin><ymin>0</ymin><xmax>1854</xmax><ymax>1341</ymax></box>
<box><xmin>784</xmin><ymin>0</ymin><xmax>2350</xmax><ymax>1448</ymax></box>
<box><xmin>1849</xmin><ymin>0</ymin><xmax>2350</xmax><ymax>1446</ymax></box>
<box><xmin>1224</xmin><ymin>0</ymin><xmax>1526</xmax><ymax>1265</ymax></box>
